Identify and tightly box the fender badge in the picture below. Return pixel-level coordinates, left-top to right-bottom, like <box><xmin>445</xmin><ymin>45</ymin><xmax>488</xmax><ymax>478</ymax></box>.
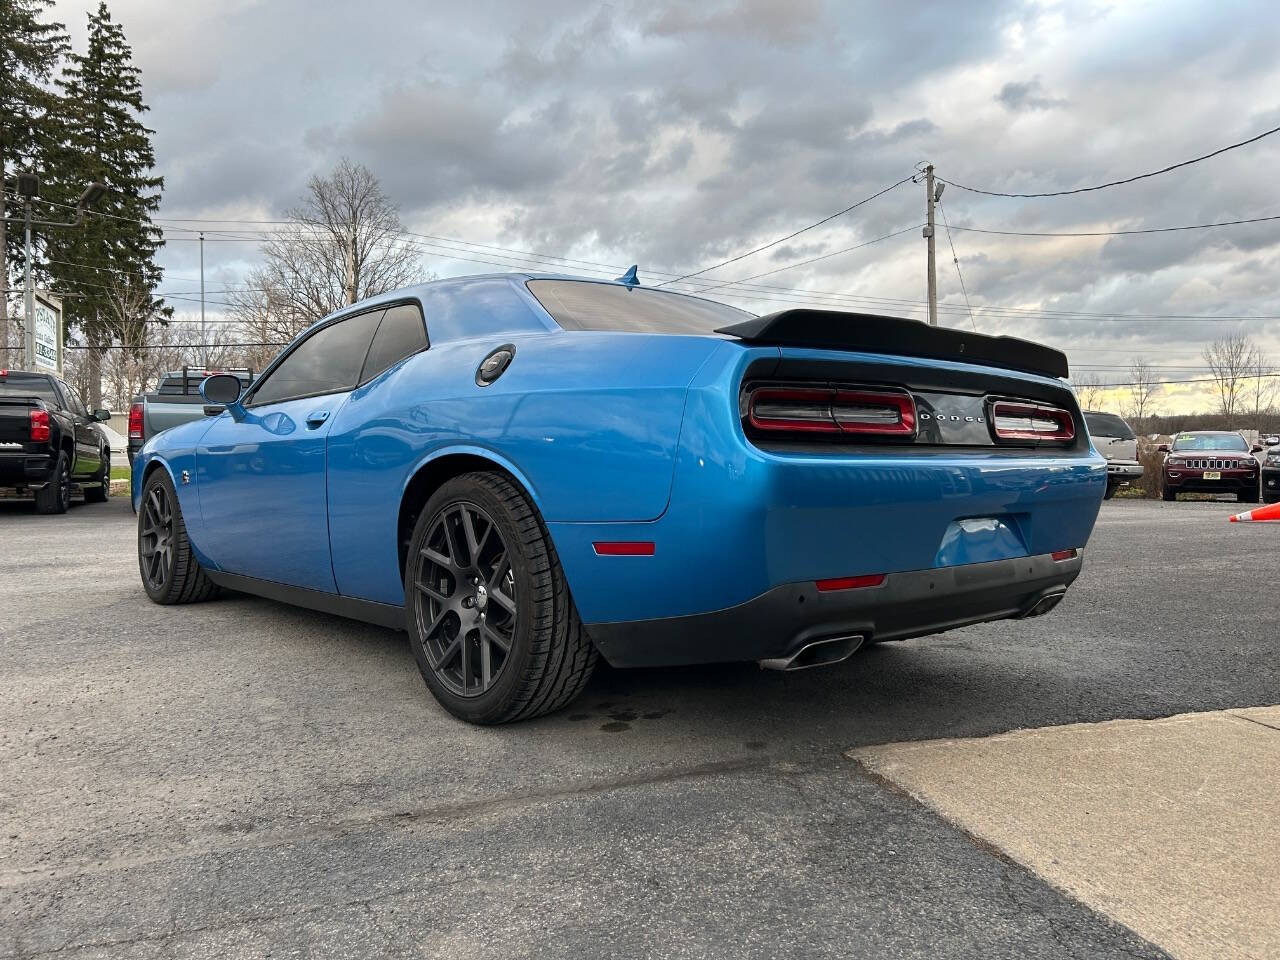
<box><xmin>181</xmin><ymin>470</ymin><xmax>190</xmax><ymax>485</ymax></box>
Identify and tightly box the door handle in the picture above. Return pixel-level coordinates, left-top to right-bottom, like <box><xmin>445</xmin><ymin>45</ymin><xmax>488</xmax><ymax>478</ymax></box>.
<box><xmin>305</xmin><ymin>409</ymin><xmax>330</xmax><ymax>428</ymax></box>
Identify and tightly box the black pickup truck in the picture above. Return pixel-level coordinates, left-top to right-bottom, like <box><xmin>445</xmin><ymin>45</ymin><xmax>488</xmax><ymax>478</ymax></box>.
<box><xmin>0</xmin><ymin>368</ymin><xmax>112</xmax><ymax>513</ymax></box>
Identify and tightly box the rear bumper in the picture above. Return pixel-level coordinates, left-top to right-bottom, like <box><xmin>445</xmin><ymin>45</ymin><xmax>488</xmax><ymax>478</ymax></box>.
<box><xmin>588</xmin><ymin>551</ymin><xmax>1083</xmax><ymax>667</ymax></box>
<box><xmin>0</xmin><ymin>452</ymin><xmax>53</xmax><ymax>489</ymax></box>
<box><xmin>1106</xmin><ymin>460</ymin><xmax>1143</xmax><ymax>480</ymax></box>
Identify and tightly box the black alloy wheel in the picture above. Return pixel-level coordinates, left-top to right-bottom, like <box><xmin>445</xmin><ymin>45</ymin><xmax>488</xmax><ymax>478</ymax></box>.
<box><xmin>413</xmin><ymin>500</ymin><xmax>518</xmax><ymax>698</ymax></box>
<box><xmin>139</xmin><ymin>481</ymin><xmax>176</xmax><ymax>593</ymax></box>
<box><xmin>137</xmin><ymin>470</ymin><xmax>219</xmax><ymax>604</ymax></box>
<box><xmin>404</xmin><ymin>471</ymin><xmax>598</xmax><ymax>724</ymax></box>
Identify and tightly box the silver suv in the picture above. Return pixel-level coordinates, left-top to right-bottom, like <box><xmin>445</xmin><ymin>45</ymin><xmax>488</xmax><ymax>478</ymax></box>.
<box><xmin>1084</xmin><ymin>411</ymin><xmax>1143</xmax><ymax>500</ymax></box>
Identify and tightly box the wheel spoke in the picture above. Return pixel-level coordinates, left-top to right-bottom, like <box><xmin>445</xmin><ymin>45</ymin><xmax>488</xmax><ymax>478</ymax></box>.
<box><xmin>485</xmin><ymin>551</ymin><xmax>507</xmax><ymax>588</ymax></box>
<box><xmin>433</xmin><ymin>635</ymin><xmax>461</xmax><ymax>671</ymax></box>
<box><xmin>445</xmin><ymin>509</ymin><xmax>469</xmax><ymax>567</ymax></box>
<box><xmin>415</xmin><ymin>579</ymin><xmax>450</xmax><ymax>604</ymax></box>
<box><xmin>460</xmin><ymin>508</ymin><xmax>481</xmax><ymax>560</ymax></box>
<box><xmin>480</xmin><ymin>634</ymin><xmax>492</xmax><ymax>689</ymax></box>
<box><xmin>482</xmin><ymin>622</ymin><xmax>511</xmax><ymax>653</ymax></box>
<box><xmin>422</xmin><ymin>608</ymin><xmax>451</xmax><ymax>641</ymax></box>
<box><xmin>489</xmin><ymin>586</ymin><xmax>516</xmax><ymax>616</ymax></box>
<box><xmin>420</xmin><ymin>546</ymin><xmax>452</xmax><ymax>570</ymax></box>
<box><xmin>460</xmin><ymin>631</ymin><xmax>472</xmax><ymax>693</ymax></box>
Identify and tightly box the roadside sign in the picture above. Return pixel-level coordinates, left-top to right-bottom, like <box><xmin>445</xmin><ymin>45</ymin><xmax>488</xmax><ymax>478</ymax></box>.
<box><xmin>33</xmin><ymin>292</ymin><xmax>62</xmax><ymax>373</ymax></box>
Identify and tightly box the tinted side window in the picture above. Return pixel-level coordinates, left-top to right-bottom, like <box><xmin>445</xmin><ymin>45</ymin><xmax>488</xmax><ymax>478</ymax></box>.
<box><xmin>360</xmin><ymin>303</ymin><xmax>427</xmax><ymax>383</ymax></box>
<box><xmin>250</xmin><ymin>310</ymin><xmax>383</xmax><ymax>406</ymax></box>
<box><xmin>59</xmin><ymin>380</ymin><xmax>85</xmax><ymax>415</ymax></box>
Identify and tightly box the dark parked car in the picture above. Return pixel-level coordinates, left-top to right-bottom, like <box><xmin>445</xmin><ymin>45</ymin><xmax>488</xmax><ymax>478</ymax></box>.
<box><xmin>1160</xmin><ymin>431</ymin><xmax>1261</xmax><ymax>503</ymax></box>
<box><xmin>0</xmin><ymin>368</ymin><xmax>112</xmax><ymax>513</ymax></box>
<box><xmin>1262</xmin><ymin>435</ymin><xmax>1280</xmax><ymax>504</ymax></box>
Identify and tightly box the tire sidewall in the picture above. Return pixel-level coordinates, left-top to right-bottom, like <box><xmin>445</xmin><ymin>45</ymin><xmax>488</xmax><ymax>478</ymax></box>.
<box><xmin>404</xmin><ymin>477</ymin><xmax>543</xmax><ymax>723</ymax></box>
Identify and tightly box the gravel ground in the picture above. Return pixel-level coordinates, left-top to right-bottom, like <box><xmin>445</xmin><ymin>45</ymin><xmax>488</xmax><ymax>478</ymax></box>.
<box><xmin>2</xmin><ymin>493</ymin><xmax>1274</xmax><ymax>958</ymax></box>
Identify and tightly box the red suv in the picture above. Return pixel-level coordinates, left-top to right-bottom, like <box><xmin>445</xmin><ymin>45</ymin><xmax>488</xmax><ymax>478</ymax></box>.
<box><xmin>1161</xmin><ymin>431</ymin><xmax>1261</xmax><ymax>503</ymax></box>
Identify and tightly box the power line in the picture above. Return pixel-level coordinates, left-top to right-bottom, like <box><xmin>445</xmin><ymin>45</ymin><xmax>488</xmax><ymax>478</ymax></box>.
<box><xmin>937</xmin><ymin>201</ymin><xmax>976</xmax><ymax>331</ymax></box>
<box><xmin>940</xmin><ymin>123</ymin><xmax>1280</xmax><ymax>198</ymax></box>
<box><xmin>682</xmin><ymin>224</ymin><xmax>923</xmax><ymax>293</ymax></box>
<box><xmin>654</xmin><ymin>176</ymin><xmax>915</xmax><ymax>287</ymax></box>
<box><xmin>947</xmin><ymin>214</ymin><xmax>1280</xmax><ymax>238</ymax></box>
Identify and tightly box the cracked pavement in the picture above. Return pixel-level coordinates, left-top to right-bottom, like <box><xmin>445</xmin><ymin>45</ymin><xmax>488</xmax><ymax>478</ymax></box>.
<box><xmin>2</xmin><ymin>494</ymin><xmax>1275</xmax><ymax>958</ymax></box>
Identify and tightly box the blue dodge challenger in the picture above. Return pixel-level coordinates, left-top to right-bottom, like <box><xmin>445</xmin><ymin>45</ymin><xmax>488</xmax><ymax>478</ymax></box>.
<box><xmin>134</xmin><ymin>273</ymin><xmax>1106</xmax><ymax>723</ymax></box>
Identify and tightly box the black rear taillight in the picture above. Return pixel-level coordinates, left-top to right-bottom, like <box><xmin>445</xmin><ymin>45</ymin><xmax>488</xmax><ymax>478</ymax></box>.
<box><xmin>747</xmin><ymin>385</ymin><xmax>916</xmax><ymax>438</ymax></box>
<box><xmin>989</xmin><ymin>400</ymin><xmax>1075</xmax><ymax>443</ymax></box>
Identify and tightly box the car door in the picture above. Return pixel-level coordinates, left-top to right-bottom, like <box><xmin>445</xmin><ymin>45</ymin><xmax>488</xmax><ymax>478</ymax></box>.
<box><xmin>196</xmin><ymin>309</ymin><xmax>384</xmax><ymax>592</ymax></box>
<box><xmin>57</xmin><ymin>380</ymin><xmax>100</xmax><ymax>477</ymax></box>
<box><xmin>326</xmin><ymin>302</ymin><xmax>430</xmax><ymax>602</ymax></box>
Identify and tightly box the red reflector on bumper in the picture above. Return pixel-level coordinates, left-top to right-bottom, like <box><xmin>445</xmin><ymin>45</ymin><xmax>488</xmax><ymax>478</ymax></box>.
<box><xmin>815</xmin><ymin>574</ymin><xmax>885</xmax><ymax>592</ymax></box>
<box><xmin>593</xmin><ymin>541</ymin><xmax>655</xmax><ymax>556</ymax></box>
<box><xmin>1051</xmin><ymin>549</ymin><xmax>1077</xmax><ymax>562</ymax></box>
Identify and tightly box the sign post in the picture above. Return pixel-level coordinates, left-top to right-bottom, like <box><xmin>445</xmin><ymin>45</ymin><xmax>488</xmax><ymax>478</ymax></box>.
<box><xmin>32</xmin><ymin>291</ymin><xmax>62</xmax><ymax>374</ymax></box>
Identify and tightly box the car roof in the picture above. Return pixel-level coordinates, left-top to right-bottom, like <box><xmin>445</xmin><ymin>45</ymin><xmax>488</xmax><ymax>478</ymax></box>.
<box><xmin>305</xmin><ymin>272</ymin><xmax>750</xmax><ymax>342</ymax></box>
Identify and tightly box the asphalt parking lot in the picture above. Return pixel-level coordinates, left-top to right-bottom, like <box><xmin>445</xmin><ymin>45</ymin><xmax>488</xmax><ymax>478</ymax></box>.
<box><xmin>2</xmin><ymin>494</ymin><xmax>1276</xmax><ymax>959</ymax></box>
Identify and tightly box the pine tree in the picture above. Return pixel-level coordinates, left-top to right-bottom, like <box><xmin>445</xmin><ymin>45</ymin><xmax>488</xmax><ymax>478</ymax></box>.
<box><xmin>46</xmin><ymin>1</ymin><xmax>166</xmax><ymax>405</ymax></box>
<box><xmin>0</xmin><ymin>0</ymin><xmax>68</xmax><ymax>361</ymax></box>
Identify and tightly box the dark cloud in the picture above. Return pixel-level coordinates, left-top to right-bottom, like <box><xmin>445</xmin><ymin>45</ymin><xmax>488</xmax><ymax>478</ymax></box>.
<box><xmin>995</xmin><ymin>78</ymin><xmax>1067</xmax><ymax>112</ymax></box>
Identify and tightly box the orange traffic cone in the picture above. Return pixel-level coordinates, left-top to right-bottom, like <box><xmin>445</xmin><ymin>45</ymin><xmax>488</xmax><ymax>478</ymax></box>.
<box><xmin>1229</xmin><ymin>501</ymin><xmax>1280</xmax><ymax>523</ymax></box>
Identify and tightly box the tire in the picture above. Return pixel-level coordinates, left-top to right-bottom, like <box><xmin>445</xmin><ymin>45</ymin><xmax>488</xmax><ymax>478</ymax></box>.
<box><xmin>1238</xmin><ymin>489</ymin><xmax>1260</xmax><ymax>504</ymax></box>
<box><xmin>35</xmin><ymin>451</ymin><xmax>71</xmax><ymax>515</ymax></box>
<box><xmin>1103</xmin><ymin>482</ymin><xmax>1117</xmax><ymax>500</ymax></box>
<box><xmin>1265</xmin><ymin>491</ymin><xmax>1280</xmax><ymax>505</ymax></box>
<box><xmin>404</xmin><ymin>471</ymin><xmax>597</xmax><ymax>725</ymax></box>
<box><xmin>84</xmin><ymin>449</ymin><xmax>110</xmax><ymax>503</ymax></box>
<box><xmin>138</xmin><ymin>468</ymin><xmax>220</xmax><ymax>604</ymax></box>
<box><xmin>1162</xmin><ymin>488</ymin><xmax>1176</xmax><ymax>502</ymax></box>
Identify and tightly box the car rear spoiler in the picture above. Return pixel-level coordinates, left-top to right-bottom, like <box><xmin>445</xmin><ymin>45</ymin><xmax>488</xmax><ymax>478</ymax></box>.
<box><xmin>715</xmin><ymin>310</ymin><xmax>1069</xmax><ymax>380</ymax></box>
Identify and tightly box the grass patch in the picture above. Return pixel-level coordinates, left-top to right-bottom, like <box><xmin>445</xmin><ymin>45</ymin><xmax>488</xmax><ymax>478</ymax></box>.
<box><xmin>110</xmin><ymin>465</ymin><xmax>131</xmax><ymax>481</ymax></box>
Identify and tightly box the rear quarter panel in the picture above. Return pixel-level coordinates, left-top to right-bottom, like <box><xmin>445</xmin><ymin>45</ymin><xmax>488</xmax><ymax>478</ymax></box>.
<box><xmin>326</xmin><ymin>330</ymin><xmax>723</xmax><ymax>604</ymax></box>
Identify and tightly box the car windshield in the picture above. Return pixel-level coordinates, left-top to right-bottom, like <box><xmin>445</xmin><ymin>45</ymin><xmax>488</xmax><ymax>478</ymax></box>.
<box><xmin>1171</xmin><ymin>433</ymin><xmax>1249</xmax><ymax>452</ymax></box>
<box><xmin>1084</xmin><ymin>413</ymin><xmax>1134</xmax><ymax>440</ymax></box>
<box><xmin>527</xmin><ymin>279</ymin><xmax>752</xmax><ymax>334</ymax></box>
<box><xmin>0</xmin><ymin>376</ymin><xmax>59</xmax><ymax>404</ymax></box>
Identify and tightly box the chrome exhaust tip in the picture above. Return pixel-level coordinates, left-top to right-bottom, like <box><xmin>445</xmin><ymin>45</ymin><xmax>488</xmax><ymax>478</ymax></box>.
<box><xmin>1019</xmin><ymin>588</ymin><xmax>1067</xmax><ymax>619</ymax></box>
<box><xmin>759</xmin><ymin>634</ymin><xmax>864</xmax><ymax>672</ymax></box>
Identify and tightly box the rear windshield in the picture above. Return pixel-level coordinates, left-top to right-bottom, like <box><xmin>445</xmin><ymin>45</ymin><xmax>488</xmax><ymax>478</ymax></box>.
<box><xmin>1084</xmin><ymin>412</ymin><xmax>1134</xmax><ymax>440</ymax></box>
<box><xmin>1171</xmin><ymin>433</ymin><xmax>1249</xmax><ymax>452</ymax></box>
<box><xmin>527</xmin><ymin>279</ymin><xmax>752</xmax><ymax>334</ymax></box>
<box><xmin>0</xmin><ymin>375</ymin><xmax>59</xmax><ymax>405</ymax></box>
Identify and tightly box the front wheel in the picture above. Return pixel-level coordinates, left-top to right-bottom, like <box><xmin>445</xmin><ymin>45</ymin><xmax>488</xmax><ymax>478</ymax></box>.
<box><xmin>1103</xmin><ymin>481</ymin><xmax>1117</xmax><ymax>500</ymax></box>
<box><xmin>138</xmin><ymin>469</ymin><xmax>220</xmax><ymax>604</ymax></box>
<box><xmin>1238</xmin><ymin>489</ymin><xmax>1260</xmax><ymax>504</ymax></box>
<box><xmin>1162</xmin><ymin>487</ymin><xmax>1176</xmax><ymax>502</ymax></box>
<box><xmin>405</xmin><ymin>471</ymin><xmax>597</xmax><ymax>724</ymax></box>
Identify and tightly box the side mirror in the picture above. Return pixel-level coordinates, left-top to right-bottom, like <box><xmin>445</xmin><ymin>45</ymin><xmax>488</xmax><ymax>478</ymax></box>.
<box><xmin>1251</xmin><ymin>443</ymin><xmax>1264</xmax><ymax>453</ymax></box>
<box><xmin>200</xmin><ymin>374</ymin><xmax>245</xmax><ymax>420</ymax></box>
<box><xmin>92</xmin><ymin>408</ymin><xmax>110</xmax><ymax>421</ymax></box>
<box><xmin>1157</xmin><ymin>443</ymin><xmax>1170</xmax><ymax>453</ymax></box>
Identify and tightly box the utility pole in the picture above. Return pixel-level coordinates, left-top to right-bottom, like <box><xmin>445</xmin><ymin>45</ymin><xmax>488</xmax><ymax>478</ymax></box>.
<box><xmin>923</xmin><ymin>163</ymin><xmax>938</xmax><ymax>326</ymax></box>
<box><xmin>2</xmin><ymin>173</ymin><xmax>107</xmax><ymax>368</ymax></box>
<box><xmin>199</xmin><ymin>231</ymin><xmax>207</xmax><ymax>368</ymax></box>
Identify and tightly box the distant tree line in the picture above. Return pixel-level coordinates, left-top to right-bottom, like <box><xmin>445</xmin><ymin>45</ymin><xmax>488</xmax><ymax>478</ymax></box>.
<box><xmin>1</xmin><ymin>0</ymin><xmax>166</xmax><ymax>408</ymax></box>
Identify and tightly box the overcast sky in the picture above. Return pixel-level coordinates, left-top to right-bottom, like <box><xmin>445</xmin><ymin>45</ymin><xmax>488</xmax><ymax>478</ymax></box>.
<box><xmin>50</xmin><ymin>0</ymin><xmax>1280</xmax><ymax>414</ymax></box>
